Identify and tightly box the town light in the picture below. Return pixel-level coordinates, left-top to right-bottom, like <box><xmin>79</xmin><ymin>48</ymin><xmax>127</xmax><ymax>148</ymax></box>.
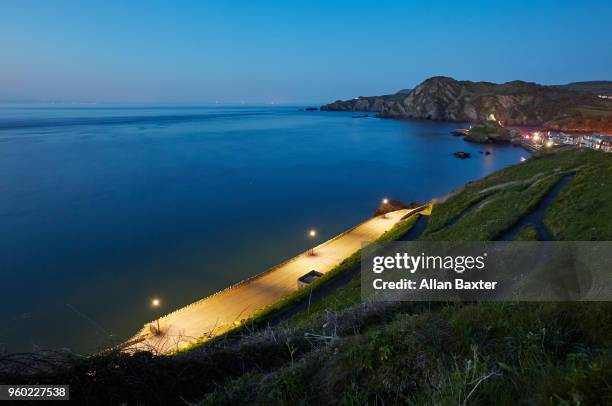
<box><xmin>382</xmin><ymin>198</ymin><xmax>389</xmax><ymax>204</ymax></box>
<box><xmin>546</xmin><ymin>140</ymin><xmax>554</xmax><ymax>148</ymax></box>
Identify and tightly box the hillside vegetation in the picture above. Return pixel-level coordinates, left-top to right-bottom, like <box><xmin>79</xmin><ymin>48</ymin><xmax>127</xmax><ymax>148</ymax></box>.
<box><xmin>2</xmin><ymin>149</ymin><xmax>611</xmax><ymax>405</ymax></box>
<box><xmin>556</xmin><ymin>80</ymin><xmax>612</xmax><ymax>96</ymax></box>
<box><xmin>200</xmin><ymin>148</ymin><xmax>612</xmax><ymax>405</ymax></box>
<box><xmin>423</xmin><ymin>148</ymin><xmax>612</xmax><ymax>241</ymax></box>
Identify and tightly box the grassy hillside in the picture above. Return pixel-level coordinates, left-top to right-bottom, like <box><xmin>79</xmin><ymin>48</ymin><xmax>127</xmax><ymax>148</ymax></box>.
<box><xmin>556</xmin><ymin>81</ymin><xmax>612</xmax><ymax>96</ymax></box>
<box><xmin>200</xmin><ymin>149</ymin><xmax>612</xmax><ymax>405</ymax></box>
<box><xmin>2</xmin><ymin>149</ymin><xmax>611</xmax><ymax>405</ymax></box>
<box><xmin>547</xmin><ymin>101</ymin><xmax>612</xmax><ymax>133</ymax></box>
<box><xmin>203</xmin><ymin>302</ymin><xmax>611</xmax><ymax>405</ymax></box>
<box><xmin>423</xmin><ymin>148</ymin><xmax>612</xmax><ymax>241</ymax></box>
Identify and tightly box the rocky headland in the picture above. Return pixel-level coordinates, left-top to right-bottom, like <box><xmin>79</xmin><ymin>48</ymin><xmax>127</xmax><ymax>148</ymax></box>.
<box><xmin>321</xmin><ymin>77</ymin><xmax>612</xmax><ymax>133</ymax></box>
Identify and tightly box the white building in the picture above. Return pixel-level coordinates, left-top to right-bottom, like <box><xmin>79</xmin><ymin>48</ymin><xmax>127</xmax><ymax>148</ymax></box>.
<box><xmin>594</xmin><ymin>134</ymin><xmax>612</xmax><ymax>152</ymax></box>
<box><xmin>534</xmin><ymin>131</ymin><xmax>612</xmax><ymax>153</ymax></box>
<box><xmin>580</xmin><ymin>134</ymin><xmax>600</xmax><ymax>149</ymax></box>
<box><xmin>547</xmin><ymin>132</ymin><xmax>580</xmax><ymax>146</ymax></box>
<box><xmin>577</xmin><ymin>133</ymin><xmax>612</xmax><ymax>152</ymax></box>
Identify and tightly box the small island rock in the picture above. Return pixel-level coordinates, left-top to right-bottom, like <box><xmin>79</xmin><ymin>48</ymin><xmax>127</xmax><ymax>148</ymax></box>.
<box><xmin>453</xmin><ymin>151</ymin><xmax>472</xmax><ymax>159</ymax></box>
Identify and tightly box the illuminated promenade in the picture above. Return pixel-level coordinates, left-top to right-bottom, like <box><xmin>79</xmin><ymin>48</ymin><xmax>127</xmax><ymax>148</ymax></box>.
<box><xmin>126</xmin><ymin>209</ymin><xmax>414</xmax><ymax>353</ymax></box>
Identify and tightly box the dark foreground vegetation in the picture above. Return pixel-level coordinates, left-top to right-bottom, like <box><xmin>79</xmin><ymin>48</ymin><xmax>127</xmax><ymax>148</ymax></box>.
<box><xmin>1</xmin><ymin>148</ymin><xmax>611</xmax><ymax>405</ymax></box>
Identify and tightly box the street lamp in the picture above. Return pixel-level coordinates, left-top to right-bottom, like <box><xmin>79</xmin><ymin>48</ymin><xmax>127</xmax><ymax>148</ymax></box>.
<box><xmin>308</xmin><ymin>229</ymin><xmax>316</xmax><ymax>256</ymax></box>
<box><xmin>382</xmin><ymin>198</ymin><xmax>389</xmax><ymax>218</ymax></box>
<box><xmin>151</xmin><ymin>298</ymin><xmax>161</xmax><ymax>335</ymax></box>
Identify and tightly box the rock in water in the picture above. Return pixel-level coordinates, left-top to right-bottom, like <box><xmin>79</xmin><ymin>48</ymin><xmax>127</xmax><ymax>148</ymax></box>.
<box><xmin>464</xmin><ymin>133</ymin><xmax>492</xmax><ymax>143</ymax></box>
<box><xmin>453</xmin><ymin>151</ymin><xmax>471</xmax><ymax>159</ymax></box>
<box><xmin>451</xmin><ymin>129</ymin><xmax>470</xmax><ymax>136</ymax></box>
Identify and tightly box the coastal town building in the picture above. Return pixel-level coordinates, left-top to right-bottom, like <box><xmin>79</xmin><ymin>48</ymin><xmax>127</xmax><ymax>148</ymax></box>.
<box><xmin>595</xmin><ymin>134</ymin><xmax>612</xmax><ymax>152</ymax></box>
<box><xmin>548</xmin><ymin>132</ymin><xmax>580</xmax><ymax>146</ymax></box>
<box><xmin>580</xmin><ymin>134</ymin><xmax>600</xmax><ymax>149</ymax></box>
<box><xmin>518</xmin><ymin>129</ymin><xmax>612</xmax><ymax>153</ymax></box>
<box><xmin>533</xmin><ymin>131</ymin><xmax>612</xmax><ymax>152</ymax></box>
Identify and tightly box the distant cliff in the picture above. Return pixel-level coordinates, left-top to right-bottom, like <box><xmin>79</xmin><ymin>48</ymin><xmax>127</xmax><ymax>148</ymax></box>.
<box><xmin>321</xmin><ymin>77</ymin><xmax>612</xmax><ymax>133</ymax></box>
<box><xmin>320</xmin><ymin>92</ymin><xmax>405</xmax><ymax>112</ymax></box>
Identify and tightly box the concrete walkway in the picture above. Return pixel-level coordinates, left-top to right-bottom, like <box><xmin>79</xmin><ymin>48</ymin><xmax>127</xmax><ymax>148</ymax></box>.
<box><xmin>125</xmin><ymin>208</ymin><xmax>414</xmax><ymax>353</ymax></box>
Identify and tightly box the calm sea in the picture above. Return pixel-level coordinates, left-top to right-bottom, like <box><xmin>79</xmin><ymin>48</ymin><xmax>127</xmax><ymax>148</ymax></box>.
<box><xmin>0</xmin><ymin>105</ymin><xmax>526</xmax><ymax>353</ymax></box>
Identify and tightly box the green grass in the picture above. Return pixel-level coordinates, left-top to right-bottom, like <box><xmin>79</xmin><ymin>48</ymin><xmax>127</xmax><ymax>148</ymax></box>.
<box><xmin>201</xmin><ymin>302</ymin><xmax>612</xmax><ymax>405</ymax></box>
<box><xmin>545</xmin><ymin>153</ymin><xmax>612</xmax><ymax>240</ymax></box>
<box><xmin>470</xmin><ymin>124</ymin><xmax>505</xmax><ymax>136</ymax></box>
<box><xmin>423</xmin><ymin>149</ymin><xmax>607</xmax><ymax>241</ymax></box>
<box><xmin>513</xmin><ymin>224</ymin><xmax>539</xmax><ymax>240</ymax></box>
<box><xmin>423</xmin><ymin>174</ymin><xmax>562</xmax><ymax>240</ymax></box>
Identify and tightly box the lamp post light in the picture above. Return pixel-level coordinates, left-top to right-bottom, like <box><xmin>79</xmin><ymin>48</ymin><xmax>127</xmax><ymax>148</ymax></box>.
<box><xmin>151</xmin><ymin>298</ymin><xmax>161</xmax><ymax>335</ymax></box>
<box><xmin>382</xmin><ymin>198</ymin><xmax>389</xmax><ymax>218</ymax></box>
<box><xmin>308</xmin><ymin>229</ymin><xmax>317</xmax><ymax>256</ymax></box>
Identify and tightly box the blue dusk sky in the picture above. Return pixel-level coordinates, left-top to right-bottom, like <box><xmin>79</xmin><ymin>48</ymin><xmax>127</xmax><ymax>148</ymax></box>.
<box><xmin>1</xmin><ymin>0</ymin><xmax>611</xmax><ymax>104</ymax></box>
